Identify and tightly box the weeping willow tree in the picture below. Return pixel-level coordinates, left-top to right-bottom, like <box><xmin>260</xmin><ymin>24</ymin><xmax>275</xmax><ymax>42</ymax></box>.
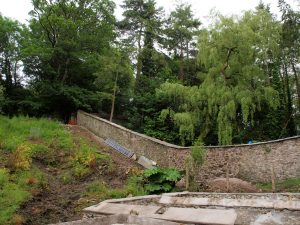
<box><xmin>158</xmin><ymin>9</ymin><xmax>281</xmax><ymax>145</ymax></box>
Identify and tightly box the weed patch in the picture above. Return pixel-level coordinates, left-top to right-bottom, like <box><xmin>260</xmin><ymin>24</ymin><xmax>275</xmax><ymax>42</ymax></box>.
<box><xmin>72</xmin><ymin>140</ymin><xmax>111</xmax><ymax>178</ymax></box>
<box><xmin>84</xmin><ymin>176</ymin><xmax>146</xmax><ymax>202</ymax></box>
<box><xmin>257</xmin><ymin>178</ymin><xmax>300</xmax><ymax>192</ymax></box>
<box><xmin>0</xmin><ymin>168</ymin><xmax>40</xmax><ymax>225</ymax></box>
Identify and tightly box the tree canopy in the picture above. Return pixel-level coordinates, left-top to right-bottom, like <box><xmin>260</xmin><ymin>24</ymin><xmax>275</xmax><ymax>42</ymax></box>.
<box><xmin>0</xmin><ymin>0</ymin><xmax>299</xmax><ymax>145</ymax></box>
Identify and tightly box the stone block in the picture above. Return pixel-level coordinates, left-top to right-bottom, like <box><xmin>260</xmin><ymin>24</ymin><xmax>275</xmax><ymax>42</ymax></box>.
<box><xmin>137</xmin><ymin>156</ymin><xmax>157</xmax><ymax>169</ymax></box>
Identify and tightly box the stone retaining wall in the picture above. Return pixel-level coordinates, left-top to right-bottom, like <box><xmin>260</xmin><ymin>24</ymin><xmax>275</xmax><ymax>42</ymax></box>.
<box><xmin>77</xmin><ymin>110</ymin><xmax>300</xmax><ymax>183</ymax></box>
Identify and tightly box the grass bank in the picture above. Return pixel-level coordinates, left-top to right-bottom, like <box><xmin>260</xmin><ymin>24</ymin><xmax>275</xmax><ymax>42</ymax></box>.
<box><xmin>0</xmin><ymin>116</ymin><xmax>116</xmax><ymax>225</ymax></box>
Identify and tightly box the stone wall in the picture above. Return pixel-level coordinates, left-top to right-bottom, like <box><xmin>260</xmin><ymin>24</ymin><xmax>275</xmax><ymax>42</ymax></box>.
<box><xmin>77</xmin><ymin>110</ymin><xmax>300</xmax><ymax>183</ymax></box>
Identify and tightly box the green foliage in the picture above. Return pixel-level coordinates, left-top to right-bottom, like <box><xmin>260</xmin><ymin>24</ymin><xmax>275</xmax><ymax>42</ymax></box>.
<box><xmin>94</xmin><ymin>47</ymin><xmax>134</xmax><ymax>118</ymax></box>
<box><xmin>143</xmin><ymin>167</ymin><xmax>183</xmax><ymax>194</ymax></box>
<box><xmin>158</xmin><ymin>8</ymin><xmax>283</xmax><ymax>145</ymax></box>
<box><xmin>143</xmin><ymin>112</ymin><xmax>180</xmax><ymax>144</ymax></box>
<box><xmin>10</xmin><ymin>0</ymin><xmax>117</xmax><ymax>119</ymax></box>
<box><xmin>0</xmin><ymin>15</ymin><xmax>23</xmax><ymax>90</ymax></box>
<box><xmin>165</xmin><ymin>3</ymin><xmax>201</xmax><ymax>81</ymax></box>
<box><xmin>0</xmin><ymin>0</ymin><xmax>299</xmax><ymax>148</ymax></box>
<box><xmin>0</xmin><ymin>115</ymin><xmax>72</xmax><ymax>153</ymax></box>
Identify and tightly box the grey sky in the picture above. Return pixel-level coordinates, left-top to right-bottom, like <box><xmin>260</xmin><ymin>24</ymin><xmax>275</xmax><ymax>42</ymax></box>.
<box><xmin>0</xmin><ymin>0</ymin><xmax>299</xmax><ymax>25</ymax></box>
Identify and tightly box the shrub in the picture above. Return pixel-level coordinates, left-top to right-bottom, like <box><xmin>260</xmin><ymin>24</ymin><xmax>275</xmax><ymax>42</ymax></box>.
<box><xmin>72</xmin><ymin>140</ymin><xmax>111</xmax><ymax>178</ymax></box>
<box><xmin>73</xmin><ymin>141</ymin><xmax>100</xmax><ymax>168</ymax></box>
<box><xmin>143</xmin><ymin>167</ymin><xmax>183</xmax><ymax>194</ymax></box>
<box><xmin>73</xmin><ymin>164</ymin><xmax>91</xmax><ymax>178</ymax></box>
<box><xmin>8</xmin><ymin>144</ymin><xmax>32</xmax><ymax>171</ymax></box>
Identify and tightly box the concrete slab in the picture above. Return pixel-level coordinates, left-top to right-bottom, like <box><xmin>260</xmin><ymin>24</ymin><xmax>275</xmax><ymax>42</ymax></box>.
<box><xmin>85</xmin><ymin>203</ymin><xmax>237</xmax><ymax>225</ymax></box>
<box><xmin>84</xmin><ymin>194</ymin><xmax>160</xmax><ymax>211</ymax></box>
<box><xmin>85</xmin><ymin>202</ymin><xmax>161</xmax><ymax>217</ymax></box>
<box><xmin>155</xmin><ymin>207</ymin><xmax>237</xmax><ymax>225</ymax></box>
<box><xmin>52</xmin><ymin>214</ymin><xmax>182</xmax><ymax>225</ymax></box>
<box><xmin>159</xmin><ymin>196</ymin><xmax>300</xmax><ymax>210</ymax></box>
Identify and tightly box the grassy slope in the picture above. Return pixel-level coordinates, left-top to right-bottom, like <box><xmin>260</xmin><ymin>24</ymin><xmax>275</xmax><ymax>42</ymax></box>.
<box><xmin>0</xmin><ymin>116</ymin><xmax>144</xmax><ymax>225</ymax></box>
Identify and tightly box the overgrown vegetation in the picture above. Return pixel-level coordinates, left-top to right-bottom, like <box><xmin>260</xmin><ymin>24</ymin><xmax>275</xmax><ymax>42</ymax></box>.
<box><xmin>84</xmin><ymin>166</ymin><xmax>183</xmax><ymax>200</ymax></box>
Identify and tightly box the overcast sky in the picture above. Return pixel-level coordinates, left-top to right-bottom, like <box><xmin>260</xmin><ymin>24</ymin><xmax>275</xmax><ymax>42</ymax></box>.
<box><xmin>0</xmin><ymin>0</ymin><xmax>299</xmax><ymax>26</ymax></box>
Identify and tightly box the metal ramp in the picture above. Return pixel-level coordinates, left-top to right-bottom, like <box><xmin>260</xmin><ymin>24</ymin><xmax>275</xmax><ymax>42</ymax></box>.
<box><xmin>105</xmin><ymin>138</ymin><xmax>135</xmax><ymax>158</ymax></box>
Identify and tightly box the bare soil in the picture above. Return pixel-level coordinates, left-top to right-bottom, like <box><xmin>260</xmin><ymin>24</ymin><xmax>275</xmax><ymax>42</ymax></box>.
<box><xmin>207</xmin><ymin>178</ymin><xmax>261</xmax><ymax>193</ymax></box>
<box><xmin>19</xmin><ymin>125</ymin><xmax>141</xmax><ymax>225</ymax></box>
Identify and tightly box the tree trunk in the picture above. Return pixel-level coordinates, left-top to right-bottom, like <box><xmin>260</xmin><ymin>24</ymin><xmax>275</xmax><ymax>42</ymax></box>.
<box><xmin>186</xmin><ymin>40</ymin><xmax>189</xmax><ymax>82</ymax></box>
<box><xmin>13</xmin><ymin>61</ymin><xmax>18</xmax><ymax>86</ymax></box>
<box><xmin>279</xmin><ymin>65</ymin><xmax>286</xmax><ymax>105</ymax></box>
<box><xmin>283</xmin><ymin>61</ymin><xmax>296</xmax><ymax>136</ymax></box>
<box><xmin>291</xmin><ymin>62</ymin><xmax>300</xmax><ymax>111</ymax></box>
<box><xmin>179</xmin><ymin>38</ymin><xmax>184</xmax><ymax>81</ymax></box>
<box><xmin>4</xmin><ymin>56</ymin><xmax>12</xmax><ymax>89</ymax></box>
<box><xmin>136</xmin><ymin>31</ymin><xmax>142</xmax><ymax>81</ymax></box>
<box><xmin>264</xmin><ymin>60</ymin><xmax>271</xmax><ymax>85</ymax></box>
<box><xmin>62</xmin><ymin>58</ymin><xmax>70</xmax><ymax>83</ymax></box>
<box><xmin>110</xmin><ymin>72</ymin><xmax>118</xmax><ymax>122</ymax></box>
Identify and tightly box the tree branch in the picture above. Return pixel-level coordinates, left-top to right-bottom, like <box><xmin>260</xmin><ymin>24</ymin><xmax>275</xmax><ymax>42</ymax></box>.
<box><xmin>221</xmin><ymin>47</ymin><xmax>237</xmax><ymax>79</ymax></box>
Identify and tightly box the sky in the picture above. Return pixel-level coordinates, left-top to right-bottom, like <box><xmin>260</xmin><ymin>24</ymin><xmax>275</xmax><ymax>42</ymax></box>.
<box><xmin>0</xmin><ymin>0</ymin><xmax>299</xmax><ymax>26</ymax></box>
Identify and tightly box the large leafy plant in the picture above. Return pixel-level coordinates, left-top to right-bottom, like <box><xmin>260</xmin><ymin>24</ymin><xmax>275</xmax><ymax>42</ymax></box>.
<box><xmin>143</xmin><ymin>167</ymin><xmax>183</xmax><ymax>194</ymax></box>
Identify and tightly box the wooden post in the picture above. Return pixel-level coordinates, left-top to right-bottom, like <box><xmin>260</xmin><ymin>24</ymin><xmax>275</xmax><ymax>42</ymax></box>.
<box><xmin>271</xmin><ymin>164</ymin><xmax>276</xmax><ymax>192</ymax></box>
<box><xmin>226</xmin><ymin>161</ymin><xmax>230</xmax><ymax>192</ymax></box>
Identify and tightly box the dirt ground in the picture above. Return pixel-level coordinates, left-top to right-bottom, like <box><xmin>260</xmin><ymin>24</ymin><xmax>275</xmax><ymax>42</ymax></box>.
<box><xmin>19</xmin><ymin>125</ymin><xmax>141</xmax><ymax>225</ymax></box>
